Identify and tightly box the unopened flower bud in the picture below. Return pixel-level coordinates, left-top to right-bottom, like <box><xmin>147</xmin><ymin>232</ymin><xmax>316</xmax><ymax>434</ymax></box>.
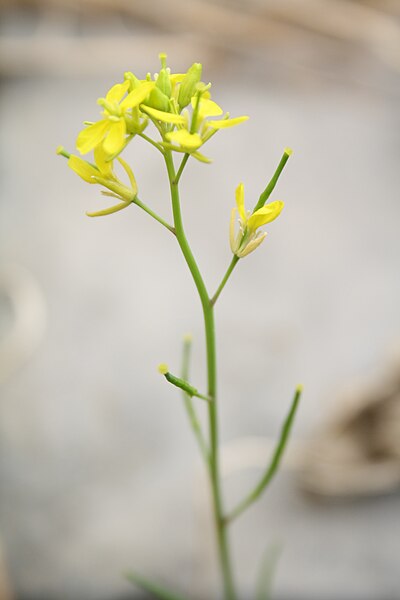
<box><xmin>146</xmin><ymin>87</ymin><xmax>170</xmax><ymax>112</ymax></box>
<box><xmin>178</xmin><ymin>63</ymin><xmax>202</xmax><ymax>110</ymax></box>
<box><xmin>156</xmin><ymin>54</ymin><xmax>172</xmax><ymax>98</ymax></box>
<box><xmin>124</xmin><ymin>71</ymin><xmax>141</xmax><ymax>91</ymax></box>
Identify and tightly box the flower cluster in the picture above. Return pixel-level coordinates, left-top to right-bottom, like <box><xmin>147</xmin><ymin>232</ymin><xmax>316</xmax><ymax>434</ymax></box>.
<box><xmin>57</xmin><ymin>53</ymin><xmax>249</xmax><ymax>217</ymax></box>
<box><xmin>58</xmin><ymin>53</ymin><xmax>289</xmax><ymax>258</ymax></box>
<box><xmin>74</xmin><ymin>54</ymin><xmax>248</xmax><ymax>162</ymax></box>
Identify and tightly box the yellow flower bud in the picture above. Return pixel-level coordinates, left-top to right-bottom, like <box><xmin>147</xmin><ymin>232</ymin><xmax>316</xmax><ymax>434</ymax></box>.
<box><xmin>178</xmin><ymin>63</ymin><xmax>202</xmax><ymax>110</ymax></box>
<box><xmin>145</xmin><ymin>87</ymin><xmax>170</xmax><ymax>112</ymax></box>
<box><xmin>156</xmin><ymin>54</ymin><xmax>172</xmax><ymax>98</ymax></box>
<box><xmin>124</xmin><ymin>71</ymin><xmax>141</xmax><ymax>91</ymax></box>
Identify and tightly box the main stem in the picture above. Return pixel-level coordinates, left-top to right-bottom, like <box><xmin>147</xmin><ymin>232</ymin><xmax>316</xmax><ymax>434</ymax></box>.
<box><xmin>164</xmin><ymin>151</ymin><xmax>236</xmax><ymax>600</ymax></box>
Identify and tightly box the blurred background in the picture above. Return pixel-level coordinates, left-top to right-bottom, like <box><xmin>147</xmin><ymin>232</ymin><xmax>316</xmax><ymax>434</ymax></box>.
<box><xmin>0</xmin><ymin>0</ymin><xmax>400</xmax><ymax>598</ymax></box>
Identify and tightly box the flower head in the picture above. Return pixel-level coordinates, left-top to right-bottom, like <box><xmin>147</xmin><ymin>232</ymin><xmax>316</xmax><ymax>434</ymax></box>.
<box><xmin>230</xmin><ymin>183</ymin><xmax>284</xmax><ymax>257</ymax></box>
<box><xmin>57</xmin><ymin>54</ymin><xmax>253</xmax><ymax>218</ymax></box>
<box><xmin>68</xmin><ymin>54</ymin><xmax>248</xmax><ymax>167</ymax></box>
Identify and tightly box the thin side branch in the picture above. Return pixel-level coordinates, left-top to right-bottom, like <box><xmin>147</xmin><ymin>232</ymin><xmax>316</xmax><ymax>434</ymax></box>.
<box><xmin>225</xmin><ymin>385</ymin><xmax>302</xmax><ymax>524</ymax></box>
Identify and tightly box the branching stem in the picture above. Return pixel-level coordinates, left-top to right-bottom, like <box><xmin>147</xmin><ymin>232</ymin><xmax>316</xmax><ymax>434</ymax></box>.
<box><xmin>211</xmin><ymin>256</ymin><xmax>239</xmax><ymax>306</ymax></box>
<box><xmin>133</xmin><ymin>196</ymin><xmax>175</xmax><ymax>234</ymax></box>
<box><xmin>164</xmin><ymin>150</ymin><xmax>237</xmax><ymax>600</ymax></box>
<box><xmin>225</xmin><ymin>386</ymin><xmax>302</xmax><ymax>524</ymax></box>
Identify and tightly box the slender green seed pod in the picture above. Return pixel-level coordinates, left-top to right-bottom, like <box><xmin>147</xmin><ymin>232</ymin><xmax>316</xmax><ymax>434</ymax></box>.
<box><xmin>253</xmin><ymin>148</ymin><xmax>292</xmax><ymax>212</ymax></box>
<box><xmin>158</xmin><ymin>364</ymin><xmax>211</xmax><ymax>402</ymax></box>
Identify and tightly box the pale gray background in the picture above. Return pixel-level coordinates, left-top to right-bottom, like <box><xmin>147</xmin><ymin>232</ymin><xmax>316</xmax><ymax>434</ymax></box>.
<box><xmin>0</xmin><ymin>2</ymin><xmax>400</xmax><ymax>598</ymax></box>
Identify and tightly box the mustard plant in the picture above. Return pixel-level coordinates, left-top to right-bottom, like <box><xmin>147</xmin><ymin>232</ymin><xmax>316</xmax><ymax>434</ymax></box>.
<box><xmin>57</xmin><ymin>53</ymin><xmax>302</xmax><ymax>600</ymax></box>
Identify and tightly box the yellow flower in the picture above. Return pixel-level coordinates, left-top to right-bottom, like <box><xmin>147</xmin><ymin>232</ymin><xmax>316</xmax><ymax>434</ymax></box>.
<box><xmin>230</xmin><ymin>183</ymin><xmax>284</xmax><ymax>257</ymax></box>
<box><xmin>76</xmin><ymin>80</ymin><xmax>154</xmax><ymax>156</ymax></box>
<box><xmin>57</xmin><ymin>145</ymin><xmax>138</xmax><ymax>216</ymax></box>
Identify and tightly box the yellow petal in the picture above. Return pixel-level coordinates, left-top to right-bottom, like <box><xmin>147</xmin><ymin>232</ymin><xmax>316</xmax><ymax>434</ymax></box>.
<box><xmin>103</xmin><ymin>119</ymin><xmax>126</xmax><ymax>156</ymax></box>
<box><xmin>193</xmin><ymin>98</ymin><xmax>223</xmax><ymax>120</ymax></box>
<box><xmin>105</xmin><ymin>80</ymin><xmax>130</xmax><ymax>104</ymax></box>
<box><xmin>160</xmin><ymin>143</ymin><xmax>211</xmax><ymax>163</ymax></box>
<box><xmin>120</xmin><ymin>81</ymin><xmax>154</xmax><ymax>110</ymax></box>
<box><xmin>235</xmin><ymin>183</ymin><xmax>246</xmax><ymax>223</ymax></box>
<box><xmin>68</xmin><ymin>155</ymin><xmax>99</xmax><ymax>183</ymax></box>
<box><xmin>93</xmin><ymin>176</ymin><xmax>133</xmax><ymax>202</ymax></box>
<box><xmin>205</xmin><ymin>116</ymin><xmax>249</xmax><ymax>129</ymax></box>
<box><xmin>166</xmin><ymin>129</ymin><xmax>203</xmax><ymax>150</ymax></box>
<box><xmin>86</xmin><ymin>201</ymin><xmax>132</xmax><ymax>217</ymax></box>
<box><xmin>141</xmin><ymin>105</ymin><xmax>186</xmax><ymax>125</ymax></box>
<box><xmin>94</xmin><ymin>145</ymin><xmax>114</xmax><ymax>177</ymax></box>
<box><xmin>191</xmin><ymin>150</ymin><xmax>212</xmax><ymax>164</ymax></box>
<box><xmin>160</xmin><ymin>142</ymin><xmax>186</xmax><ymax>153</ymax></box>
<box><xmin>170</xmin><ymin>73</ymin><xmax>186</xmax><ymax>83</ymax></box>
<box><xmin>161</xmin><ymin>142</ymin><xmax>212</xmax><ymax>165</ymax></box>
<box><xmin>247</xmin><ymin>201</ymin><xmax>284</xmax><ymax>232</ymax></box>
<box><xmin>229</xmin><ymin>207</ymin><xmax>238</xmax><ymax>253</ymax></box>
<box><xmin>117</xmin><ymin>157</ymin><xmax>138</xmax><ymax>196</ymax></box>
<box><xmin>76</xmin><ymin>119</ymin><xmax>110</xmax><ymax>155</ymax></box>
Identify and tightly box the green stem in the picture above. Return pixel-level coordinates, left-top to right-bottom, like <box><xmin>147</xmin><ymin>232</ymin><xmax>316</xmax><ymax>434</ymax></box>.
<box><xmin>164</xmin><ymin>150</ymin><xmax>237</xmax><ymax>600</ymax></box>
<box><xmin>138</xmin><ymin>132</ymin><xmax>165</xmax><ymax>154</ymax></box>
<box><xmin>174</xmin><ymin>154</ymin><xmax>190</xmax><ymax>186</ymax></box>
<box><xmin>255</xmin><ymin>545</ymin><xmax>282</xmax><ymax>600</ymax></box>
<box><xmin>225</xmin><ymin>385</ymin><xmax>302</xmax><ymax>524</ymax></box>
<box><xmin>211</xmin><ymin>256</ymin><xmax>239</xmax><ymax>306</ymax></box>
<box><xmin>133</xmin><ymin>197</ymin><xmax>176</xmax><ymax>234</ymax></box>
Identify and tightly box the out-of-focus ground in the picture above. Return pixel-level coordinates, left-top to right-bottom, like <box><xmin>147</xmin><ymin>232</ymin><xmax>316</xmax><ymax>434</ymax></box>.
<box><xmin>0</xmin><ymin>1</ymin><xmax>400</xmax><ymax>598</ymax></box>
